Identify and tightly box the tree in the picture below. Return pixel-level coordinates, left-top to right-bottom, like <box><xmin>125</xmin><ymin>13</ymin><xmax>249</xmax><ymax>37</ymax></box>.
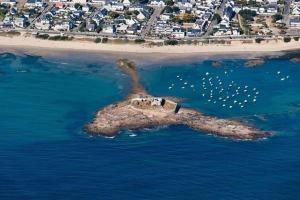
<box><xmin>130</xmin><ymin>0</ymin><xmax>149</xmax><ymax>4</ymax></box>
<box><xmin>165</xmin><ymin>40</ymin><xmax>178</xmax><ymax>45</ymax></box>
<box><xmin>74</xmin><ymin>3</ymin><xmax>82</xmax><ymax>10</ymax></box>
<box><xmin>213</xmin><ymin>13</ymin><xmax>222</xmax><ymax>24</ymax></box>
<box><xmin>79</xmin><ymin>21</ymin><xmax>86</xmax><ymax>32</ymax></box>
<box><xmin>133</xmin><ymin>10</ymin><xmax>140</xmax><ymax>15</ymax></box>
<box><xmin>173</xmin><ymin>6</ymin><xmax>180</xmax><ymax>13</ymax></box>
<box><xmin>283</xmin><ymin>37</ymin><xmax>291</xmax><ymax>43</ymax></box>
<box><xmin>165</xmin><ymin>0</ymin><xmax>174</xmax><ymax>6</ymax></box>
<box><xmin>102</xmin><ymin>37</ymin><xmax>108</xmax><ymax>43</ymax></box>
<box><xmin>94</xmin><ymin>38</ymin><xmax>101</xmax><ymax>43</ymax></box>
<box><xmin>108</xmin><ymin>11</ymin><xmax>120</xmax><ymax>19</ymax></box>
<box><xmin>255</xmin><ymin>38</ymin><xmax>264</xmax><ymax>43</ymax></box>
<box><xmin>239</xmin><ymin>10</ymin><xmax>257</xmax><ymax>21</ymax></box>
<box><xmin>272</xmin><ymin>14</ymin><xmax>283</xmax><ymax>23</ymax></box>
<box><xmin>164</xmin><ymin>6</ymin><xmax>173</xmax><ymax>13</ymax></box>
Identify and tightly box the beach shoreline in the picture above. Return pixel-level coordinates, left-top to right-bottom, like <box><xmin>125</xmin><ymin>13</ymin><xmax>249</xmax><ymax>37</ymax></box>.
<box><xmin>1</xmin><ymin>35</ymin><xmax>300</xmax><ymax>57</ymax></box>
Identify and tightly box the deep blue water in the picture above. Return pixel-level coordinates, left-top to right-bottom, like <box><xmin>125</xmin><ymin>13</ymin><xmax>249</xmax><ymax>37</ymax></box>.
<box><xmin>0</xmin><ymin>52</ymin><xmax>300</xmax><ymax>199</ymax></box>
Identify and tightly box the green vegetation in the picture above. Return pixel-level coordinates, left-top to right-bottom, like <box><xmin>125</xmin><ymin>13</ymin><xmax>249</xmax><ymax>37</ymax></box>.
<box><xmin>74</xmin><ymin>3</ymin><xmax>82</xmax><ymax>10</ymax></box>
<box><xmin>283</xmin><ymin>37</ymin><xmax>291</xmax><ymax>43</ymax></box>
<box><xmin>164</xmin><ymin>40</ymin><xmax>179</xmax><ymax>45</ymax></box>
<box><xmin>102</xmin><ymin>37</ymin><xmax>108</xmax><ymax>43</ymax></box>
<box><xmin>79</xmin><ymin>21</ymin><xmax>87</xmax><ymax>32</ymax></box>
<box><xmin>255</xmin><ymin>38</ymin><xmax>264</xmax><ymax>43</ymax></box>
<box><xmin>48</xmin><ymin>35</ymin><xmax>73</xmax><ymax>41</ymax></box>
<box><xmin>108</xmin><ymin>11</ymin><xmax>120</xmax><ymax>19</ymax></box>
<box><xmin>238</xmin><ymin>10</ymin><xmax>256</xmax><ymax>35</ymax></box>
<box><xmin>36</xmin><ymin>34</ymin><xmax>49</xmax><ymax>39</ymax></box>
<box><xmin>235</xmin><ymin>0</ymin><xmax>260</xmax><ymax>7</ymax></box>
<box><xmin>165</xmin><ymin>0</ymin><xmax>174</xmax><ymax>6</ymax></box>
<box><xmin>94</xmin><ymin>38</ymin><xmax>101</xmax><ymax>43</ymax></box>
<box><xmin>163</xmin><ymin>6</ymin><xmax>179</xmax><ymax>14</ymax></box>
<box><xmin>0</xmin><ymin>8</ymin><xmax>7</xmax><ymax>21</ymax></box>
<box><xmin>272</xmin><ymin>14</ymin><xmax>283</xmax><ymax>23</ymax></box>
<box><xmin>0</xmin><ymin>31</ymin><xmax>21</xmax><ymax>37</ymax></box>
<box><xmin>130</xmin><ymin>0</ymin><xmax>149</xmax><ymax>4</ymax></box>
<box><xmin>134</xmin><ymin>39</ymin><xmax>145</xmax><ymax>44</ymax></box>
<box><xmin>294</xmin><ymin>37</ymin><xmax>299</xmax><ymax>41</ymax></box>
<box><xmin>239</xmin><ymin>10</ymin><xmax>257</xmax><ymax>21</ymax></box>
<box><xmin>212</xmin><ymin>13</ymin><xmax>222</xmax><ymax>24</ymax></box>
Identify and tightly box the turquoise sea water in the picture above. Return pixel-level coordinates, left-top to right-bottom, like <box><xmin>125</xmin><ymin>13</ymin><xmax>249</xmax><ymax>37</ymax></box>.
<box><xmin>0</xmin><ymin>52</ymin><xmax>299</xmax><ymax>199</ymax></box>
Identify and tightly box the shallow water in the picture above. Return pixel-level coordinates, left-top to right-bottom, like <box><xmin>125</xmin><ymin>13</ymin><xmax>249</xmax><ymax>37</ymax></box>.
<box><xmin>0</xmin><ymin>52</ymin><xmax>299</xmax><ymax>199</ymax></box>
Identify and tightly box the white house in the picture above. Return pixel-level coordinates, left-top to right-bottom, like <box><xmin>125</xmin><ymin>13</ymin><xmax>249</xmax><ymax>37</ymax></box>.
<box><xmin>123</xmin><ymin>0</ymin><xmax>130</xmax><ymax>7</ymax></box>
<box><xmin>91</xmin><ymin>0</ymin><xmax>106</xmax><ymax>5</ymax></box>
<box><xmin>137</xmin><ymin>12</ymin><xmax>146</xmax><ymax>20</ymax></box>
<box><xmin>290</xmin><ymin>17</ymin><xmax>300</xmax><ymax>28</ymax></box>
<box><xmin>71</xmin><ymin>0</ymin><xmax>86</xmax><ymax>4</ymax></box>
<box><xmin>0</xmin><ymin>0</ymin><xmax>16</xmax><ymax>6</ymax></box>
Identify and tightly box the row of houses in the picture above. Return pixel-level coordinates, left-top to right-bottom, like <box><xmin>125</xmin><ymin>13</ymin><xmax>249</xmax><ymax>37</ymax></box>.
<box><xmin>214</xmin><ymin>0</ymin><xmax>286</xmax><ymax>36</ymax></box>
<box><xmin>151</xmin><ymin>0</ymin><xmax>222</xmax><ymax>38</ymax></box>
<box><xmin>32</xmin><ymin>0</ymin><xmax>152</xmax><ymax>35</ymax></box>
<box><xmin>0</xmin><ymin>0</ymin><xmax>46</xmax><ymax>28</ymax></box>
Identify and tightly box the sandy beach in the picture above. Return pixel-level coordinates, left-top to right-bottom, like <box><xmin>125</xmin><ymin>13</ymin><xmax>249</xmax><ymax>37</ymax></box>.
<box><xmin>1</xmin><ymin>35</ymin><xmax>300</xmax><ymax>55</ymax></box>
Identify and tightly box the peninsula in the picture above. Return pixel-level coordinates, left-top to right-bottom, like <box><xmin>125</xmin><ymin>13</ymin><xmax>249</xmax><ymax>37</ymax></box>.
<box><xmin>85</xmin><ymin>59</ymin><xmax>271</xmax><ymax>140</ymax></box>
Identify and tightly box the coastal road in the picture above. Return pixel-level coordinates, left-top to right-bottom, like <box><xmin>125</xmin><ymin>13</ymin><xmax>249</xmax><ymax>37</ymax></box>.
<box><xmin>141</xmin><ymin>6</ymin><xmax>165</xmax><ymax>38</ymax></box>
<box><xmin>204</xmin><ymin>0</ymin><xmax>227</xmax><ymax>37</ymax></box>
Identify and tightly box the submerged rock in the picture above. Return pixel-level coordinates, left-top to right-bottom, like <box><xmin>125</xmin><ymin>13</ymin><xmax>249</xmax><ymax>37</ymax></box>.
<box><xmin>245</xmin><ymin>59</ymin><xmax>265</xmax><ymax>67</ymax></box>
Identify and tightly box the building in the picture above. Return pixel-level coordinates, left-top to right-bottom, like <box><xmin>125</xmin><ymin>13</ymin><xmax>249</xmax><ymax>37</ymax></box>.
<box><xmin>290</xmin><ymin>17</ymin><xmax>300</xmax><ymax>28</ymax></box>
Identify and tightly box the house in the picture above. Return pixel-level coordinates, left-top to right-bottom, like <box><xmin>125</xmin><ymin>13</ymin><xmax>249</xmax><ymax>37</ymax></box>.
<box><xmin>266</xmin><ymin>5</ymin><xmax>278</xmax><ymax>14</ymax></box>
<box><xmin>268</xmin><ymin>0</ymin><xmax>277</xmax><ymax>5</ymax></box>
<box><xmin>290</xmin><ymin>17</ymin><xmax>300</xmax><ymax>28</ymax></box>
<box><xmin>127</xmin><ymin>23</ymin><xmax>140</xmax><ymax>34</ymax></box>
<box><xmin>102</xmin><ymin>24</ymin><xmax>116</xmax><ymax>33</ymax></box>
<box><xmin>72</xmin><ymin>0</ymin><xmax>87</xmax><ymax>4</ymax></box>
<box><xmin>98</xmin><ymin>8</ymin><xmax>108</xmax><ymax>18</ymax></box>
<box><xmin>91</xmin><ymin>0</ymin><xmax>106</xmax><ymax>5</ymax></box>
<box><xmin>53</xmin><ymin>20</ymin><xmax>74</xmax><ymax>31</ymax></box>
<box><xmin>14</xmin><ymin>17</ymin><xmax>27</xmax><ymax>28</ymax></box>
<box><xmin>0</xmin><ymin>0</ymin><xmax>16</xmax><ymax>6</ymax></box>
<box><xmin>35</xmin><ymin>19</ymin><xmax>51</xmax><ymax>30</ymax></box>
<box><xmin>160</xmin><ymin>14</ymin><xmax>171</xmax><ymax>21</ymax></box>
<box><xmin>292</xmin><ymin>6</ymin><xmax>300</xmax><ymax>16</ymax></box>
<box><xmin>137</xmin><ymin>11</ymin><xmax>146</xmax><ymax>20</ymax></box>
<box><xmin>116</xmin><ymin>23</ymin><xmax>128</xmax><ymax>33</ymax></box>
<box><xmin>186</xmin><ymin>28</ymin><xmax>202</xmax><ymax>37</ymax></box>
<box><xmin>224</xmin><ymin>6</ymin><xmax>235</xmax><ymax>21</ymax></box>
<box><xmin>82</xmin><ymin>5</ymin><xmax>90</xmax><ymax>12</ymax></box>
<box><xmin>55</xmin><ymin>2</ymin><xmax>64</xmax><ymax>9</ymax></box>
<box><xmin>171</xmin><ymin>27</ymin><xmax>185</xmax><ymax>39</ymax></box>
<box><xmin>25</xmin><ymin>0</ymin><xmax>43</xmax><ymax>8</ymax></box>
<box><xmin>123</xmin><ymin>0</ymin><xmax>130</xmax><ymax>7</ymax></box>
<box><xmin>110</xmin><ymin>2</ymin><xmax>124</xmax><ymax>11</ymax></box>
<box><xmin>86</xmin><ymin>22</ymin><xmax>95</xmax><ymax>31</ymax></box>
<box><xmin>150</xmin><ymin>0</ymin><xmax>165</xmax><ymax>6</ymax></box>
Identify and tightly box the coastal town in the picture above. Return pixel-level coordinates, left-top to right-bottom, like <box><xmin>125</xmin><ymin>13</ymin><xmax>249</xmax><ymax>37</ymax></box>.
<box><xmin>1</xmin><ymin>0</ymin><xmax>300</xmax><ymax>44</ymax></box>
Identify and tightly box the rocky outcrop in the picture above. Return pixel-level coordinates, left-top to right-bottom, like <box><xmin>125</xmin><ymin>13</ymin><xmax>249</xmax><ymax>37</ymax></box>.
<box><xmin>85</xmin><ymin>59</ymin><xmax>271</xmax><ymax>140</ymax></box>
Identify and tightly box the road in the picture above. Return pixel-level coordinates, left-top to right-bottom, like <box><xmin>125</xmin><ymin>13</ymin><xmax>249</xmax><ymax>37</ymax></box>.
<box><xmin>141</xmin><ymin>6</ymin><xmax>165</xmax><ymax>38</ymax></box>
<box><xmin>204</xmin><ymin>0</ymin><xmax>227</xmax><ymax>36</ymax></box>
<box><xmin>28</xmin><ymin>3</ymin><xmax>54</xmax><ymax>29</ymax></box>
<box><xmin>283</xmin><ymin>0</ymin><xmax>292</xmax><ymax>25</ymax></box>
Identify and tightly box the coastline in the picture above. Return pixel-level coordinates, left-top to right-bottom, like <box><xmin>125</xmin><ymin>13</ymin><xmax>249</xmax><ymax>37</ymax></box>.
<box><xmin>1</xmin><ymin>35</ymin><xmax>300</xmax><ymax>56</ymax></box>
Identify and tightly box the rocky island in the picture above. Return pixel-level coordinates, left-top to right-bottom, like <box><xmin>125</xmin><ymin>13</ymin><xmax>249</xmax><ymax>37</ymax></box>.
<box><xmin>85</xmin><ymin>59</ymin><xmax>271</xmax><ymax>140</ymax></box>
